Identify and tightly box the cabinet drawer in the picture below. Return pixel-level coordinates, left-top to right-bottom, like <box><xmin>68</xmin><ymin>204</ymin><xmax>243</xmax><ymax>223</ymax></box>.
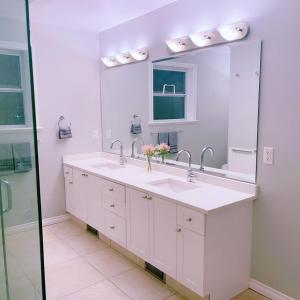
<box><xmin>102</xmin><ymin>180</ymin><xmax>126</xmax><ymax>217</ymax></box>
<box><xmin>104</xmin><ymin>210</ymin><xmax>126</xmax><ymax>247</ymax></box>
<box><xmin>177</xmin><ymin>206</ymin><xmax>205</xmax><ymax>235</ymax></box>
<box><xmin>63</xmin><ymin>166</ymin><xmax>73</xmax><ymax>182</ymax></box>
<box><xmin>102</xmin><ymin>180</ymin><xmax>125</xmax><ymax>198</ymax></box>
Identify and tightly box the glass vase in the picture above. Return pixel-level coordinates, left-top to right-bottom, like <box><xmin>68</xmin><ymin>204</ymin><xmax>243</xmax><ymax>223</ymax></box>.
<box><xmin>147</xmin><ymin>156</ymin><xmax>152</xmax><ymax>172</ymax></box>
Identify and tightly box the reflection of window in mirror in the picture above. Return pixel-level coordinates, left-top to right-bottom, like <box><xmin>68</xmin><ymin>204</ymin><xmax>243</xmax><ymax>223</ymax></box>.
<box><xmin>0</xmin><ymin>47</ymin><xmax>28</xmax><ymax>127</ymax></box>
<box><xmin>150</xmin><ymin>61</ymin><xmax>198</xmax><ymax>124</ymax></box>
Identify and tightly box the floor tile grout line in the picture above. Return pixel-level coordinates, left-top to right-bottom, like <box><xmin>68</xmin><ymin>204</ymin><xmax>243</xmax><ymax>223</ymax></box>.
<box><xmin>106</xmin><ymin>277</ymin><xmax>135</xmax><ymax>300</ymax></box>
<box><xmin>80</xmin><ymin>249</ymin><xmax>138</xmax><ymax>282</ymax></box>
<box><xmin>55</xmin><ymin>278</ymin><xmax>107</xmax><ymax>300</ymax></box>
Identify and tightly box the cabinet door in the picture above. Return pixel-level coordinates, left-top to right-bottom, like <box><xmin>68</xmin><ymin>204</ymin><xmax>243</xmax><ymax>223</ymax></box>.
<box><xmin>150</xmin><ymin>196</ymin><xmax>177</xmax><ymax>278</ymax></box>
<box><xmin>104</xmin><ymin>210</ymin><xmax>126</xmax><ymax>247</ymax></box>
<box><xmin>65</xmin><ymin>179</ymin><xmax>75</xmax><ymax>214</ymax></box>
<box><xmin>72</xmin><ymin>169</ymin><xmax>90</xmax><ymax>222</ymax></box>
<box><xmin>177</xmin><ymin>228</ymin><xmax>205</xmax><ymax>296</ymax></box>
<box><xmin>126</xmin><ymin>188</ymin><xmax>151</xmax><ymax>261</ymax></box>
<box><xmin>87</xmin><ymin>176</ymin><xmax>104</xmax><ymax>231</ymax></box>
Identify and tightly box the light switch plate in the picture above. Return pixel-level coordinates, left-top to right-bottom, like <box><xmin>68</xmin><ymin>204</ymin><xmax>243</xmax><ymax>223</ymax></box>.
<box><xmin>92</xmin><ymin>130</ymin><xmax>99</xmax><ymax>140</ymax></box>
<box><xmin>263</xmin><ymin>147</ymin><xmax>274</xmax><ymax>165</ymax></box>
<box><xmin>106</xmin><ymin>129</ymin><xmax>112</xmax><ymax>138</ymax></box>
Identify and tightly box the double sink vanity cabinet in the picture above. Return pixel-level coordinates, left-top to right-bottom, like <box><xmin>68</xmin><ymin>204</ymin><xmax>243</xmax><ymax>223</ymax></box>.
<box><xmin>63</xmin><ymin>153</ymin><xmax>256</xmax><ymax>300</ymax></box>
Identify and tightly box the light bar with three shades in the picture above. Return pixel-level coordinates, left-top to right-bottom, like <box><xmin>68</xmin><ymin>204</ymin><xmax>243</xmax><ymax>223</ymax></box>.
<box><xmin>101</xmin><ymin>48</ymin><xmax>148</xmax><ymax>67</ymax></box>
<box><xmin>166</xmin><ymin>21</ymin><xmax>249</xmax><ymax>53</ymax></box>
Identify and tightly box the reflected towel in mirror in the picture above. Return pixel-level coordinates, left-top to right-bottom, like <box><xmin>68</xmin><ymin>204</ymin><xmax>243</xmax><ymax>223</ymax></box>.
<box><xmin>158</xmin><ymin>132</ymin><xmax>168</xmax><ymax>144</ymax></box>
<box><xmin>168</xmin><ymin>131</ymin><xmax>178</xmax><ymax>153</ymax></box>
<box><xmin>0</xmin><ymin>144</ymin><xmax>14</xmax><ymax>172</ymax></box>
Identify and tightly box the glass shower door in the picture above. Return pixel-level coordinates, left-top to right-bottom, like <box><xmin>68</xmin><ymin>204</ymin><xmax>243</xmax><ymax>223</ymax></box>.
<box><xmin>0</xmin><ymin>209</ymin><xmax>9</xmax><ymax>300</ymax></box>
<box><xmin>0</xmin><ymin>0</ymin><xmax>45</xmax><ymax>299</ymax></box>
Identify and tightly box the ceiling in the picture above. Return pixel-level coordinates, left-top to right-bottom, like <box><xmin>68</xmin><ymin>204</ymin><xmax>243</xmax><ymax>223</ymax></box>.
<box><xmin>29</xmin><ymin>0</ymin><xmax>177</xmax><ymax>32</ymax></box>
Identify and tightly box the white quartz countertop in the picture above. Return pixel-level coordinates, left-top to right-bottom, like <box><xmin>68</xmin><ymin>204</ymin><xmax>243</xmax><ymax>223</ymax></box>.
<box><xmin>63</xmin><ymin>154</ymin><xmax>256</xmax><ymax>214</ymax></box>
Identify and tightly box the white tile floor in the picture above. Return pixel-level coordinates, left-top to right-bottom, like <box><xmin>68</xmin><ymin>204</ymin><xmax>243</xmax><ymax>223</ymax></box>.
<box><xmin>44</xmin><ymin>220</ymin><xmax>177</xmax><ymax>300</ymax></box>
<box><xmin>43</xmin><ymin>220</ymin><xmax>268</xmax><ymax>300</ymax></box>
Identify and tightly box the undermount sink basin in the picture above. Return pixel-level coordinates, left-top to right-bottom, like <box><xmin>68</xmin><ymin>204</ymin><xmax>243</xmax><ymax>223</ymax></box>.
<box><xmin>90</xmin><ymin>162</ymin><xmax>124</xmax><ymax>170</ymax></box>
<box><xmin>147</xmin><ymin>178</ymin><xmax>200</xmax><ymax>193</ymax></box>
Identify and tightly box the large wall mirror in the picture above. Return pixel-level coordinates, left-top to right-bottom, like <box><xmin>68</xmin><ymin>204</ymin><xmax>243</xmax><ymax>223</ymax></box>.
<box><xmin>101</xmin><ymin>40</ymin><xmax>261</xmax><ymax>183</ymax></box>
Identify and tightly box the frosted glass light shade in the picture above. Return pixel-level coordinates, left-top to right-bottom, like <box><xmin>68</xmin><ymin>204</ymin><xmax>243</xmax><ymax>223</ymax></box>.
<box><xmin>130</xmin><ymin>48</ymin><xmax>148</xmax><ymax>61</ymax></box>
<box><xmin>101</xmin><ymin>56</ymin><xmax>120</xmax><ymax>67</ymax></box>
<box><xmin>166</xmin><ymin>37</ymin><xmax>190</xmax><ymax>52</ymax></box>
<box><xmin>218</xmin><ymin>22</ymin><xmax>249</xmax><ymax>41</ymax></box>
<box><xmin>116</xmin><ymin>52</ymin><xmax>134</xmax><ymax>64</ymax></box>
<box><xmin>189</xmin><ymin>30</ymin><xmax>216</xmax><ymax>47</ymax></box>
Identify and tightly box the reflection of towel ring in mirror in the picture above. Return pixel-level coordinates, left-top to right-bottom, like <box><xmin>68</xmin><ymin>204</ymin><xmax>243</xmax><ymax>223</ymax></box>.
<box><xmin>58</xmin><ymin>115</ymin><xmax>71</xmax><ymax>129</ymax></box>
<box><xmin>132</xmin><ymin>114</ymin><xmax>141</xmax><ymax>125</ymax></box>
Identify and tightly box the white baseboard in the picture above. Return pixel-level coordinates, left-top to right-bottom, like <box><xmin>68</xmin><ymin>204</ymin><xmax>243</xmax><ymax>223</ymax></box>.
<box><xmin>42</xmin><ymin>213</ymin><xmax>71</xmax><ymax>226</ymax></box>
<box><xmin>5</xmin><ymin>213</ymin><xmax>71</xmax><ymax>235</ymax></box>
<box><xmin>6</xmin><ymin>221</ymin><xmax>38</xmax><ymax>235</ymax></box>
<box><xmin>250</xmin><ymin>279</ymin><xmax>295</xmax><ymax>300</ymax></box>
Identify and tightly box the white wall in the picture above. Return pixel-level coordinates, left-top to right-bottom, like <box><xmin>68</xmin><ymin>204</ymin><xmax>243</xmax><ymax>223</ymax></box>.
<box><xmin>31</xmin><ymin>24</ymin><xmax>101</xmax><ymax>219</ymax></box>
<box><xmin>98</xmin><ymin>0</ymin><xmax>300</xmax><ymax>298</ymax></box>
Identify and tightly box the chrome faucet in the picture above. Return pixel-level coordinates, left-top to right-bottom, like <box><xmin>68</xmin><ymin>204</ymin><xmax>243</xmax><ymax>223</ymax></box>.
<box><xmin>131</xmin><ymin>137</ymin><xmax>144</xmax><ymax>158</ymax></box>
<box><xmin>110</xmin><ymin>140</ymin><xmax>126</xmax><ymax>165</ymax></box>
<box><xmin>200</xmin><ymin>146</ymin><xmax>215</xmax><ymax>171</ymax></box>
<box><xmin>176</xmin><ymin>150</ymin><xmax>195</xmax><ymax>182</ymax></box>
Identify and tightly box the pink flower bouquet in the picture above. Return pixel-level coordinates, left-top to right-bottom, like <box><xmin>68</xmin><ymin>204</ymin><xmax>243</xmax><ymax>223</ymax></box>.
<box><xmin>157</xmin><ymin>143</ymin><xmax>170</xmax><ymax>163</ymax></box>
<box><xmin>142</xmin><ymin>144</ymin><xmax>156</xmax><ymax>172</ymax></box>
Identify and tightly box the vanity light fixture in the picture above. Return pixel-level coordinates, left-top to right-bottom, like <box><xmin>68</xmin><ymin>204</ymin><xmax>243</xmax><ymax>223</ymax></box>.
<box><xmin>101</xmin><ymin>56</ymin><xmax>120</xmax><ymax>67</ymax></box>
<box><xmin>101</xmin><ymin>47</ymin><xmax>149</xmax><ymax>67</ymax></box>
<box><xmin>217</xmin><ymin>22</ymin><xmax>249</xmax><ymax>41</ymax></box>
<box><xmin>166</xmin><ymin>21</ymin><xmax>249</xmax><ymax>53</ymax></box>
<box><xmin>116</xmin><ymin>52</ymin><xmax>135</xmax><ymax>64</ymax></box>
<box><xmin>189</xmin><ymin>30</ymin><xmax>216</xmax><ymax>47</ymax></box>
<box><xmin>130</xmin><ymin>48</ymin><xmax>148</xmax><ymax>61</ymax></box>
<box><xmin>166</xmin><ymin>36</ymin><xmax>191</xmax><ymax>53</ymax></box>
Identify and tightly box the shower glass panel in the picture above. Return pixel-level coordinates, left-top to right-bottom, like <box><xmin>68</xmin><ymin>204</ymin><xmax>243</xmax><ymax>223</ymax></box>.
<box><xmin>0</xmin><ymin>0</ymin><xmax>45</xmax><ymax>299</ymax></box>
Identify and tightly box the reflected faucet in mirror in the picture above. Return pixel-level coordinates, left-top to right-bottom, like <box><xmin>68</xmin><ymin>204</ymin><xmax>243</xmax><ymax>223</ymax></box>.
<box><xmin>176</xmin><ymin>150</ymin><xmax>195</xmax><ymax>182</ymax></box>
<box><xmin>200</xmin><ymin>147</ymin><xmax>215</xmax><ymax>171</ymax></box>
<box><xmin>131</xmin><ymin>137</ymin><xmax>144</xmax><ymax>158</ymax></box>
<box><xmin>110</xmin><ymin>140</ymin><xmax>126</xmax><ymax>165</ymax></box>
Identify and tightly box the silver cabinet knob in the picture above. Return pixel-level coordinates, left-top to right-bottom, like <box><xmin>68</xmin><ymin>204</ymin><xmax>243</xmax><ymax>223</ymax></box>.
<box><xmin>110</xmin><ymin>204</ymin><xmax>115</xmax><ymax>208</ymax></box>
<box><xmin>142</xmin><ymin>195</ymin><xmax>148</xmax><ymax>199</ymax></box>
<box><xmin>109</xmin><ymin>188</ymin><xmax>114</xmax><ymax>192</ymax></box>
<box><xmin>186</xmin><ymin>218</ymin><xmax>192</xmax><ymax>222</ymax></box>
<box><xmin>176</xmin><ymin>228</ymin><xmax>182</xmax><ymax>232</ymax></box>
<box><xmin>110</xmin><ymin>226</ymin><xmax>115</xmax><ymax>230</ymax></box>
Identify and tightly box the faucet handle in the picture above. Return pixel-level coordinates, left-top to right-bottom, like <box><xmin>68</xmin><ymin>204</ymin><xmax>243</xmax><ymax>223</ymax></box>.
<box><xmin>187</xmin><ymin>168</ymin><xmax>196</xmax><ymax>182</ymax></box>
<box><xmin>120</xmin><ymin>156</ymin><xmax>126</xmax><ymax>165</ymax></box>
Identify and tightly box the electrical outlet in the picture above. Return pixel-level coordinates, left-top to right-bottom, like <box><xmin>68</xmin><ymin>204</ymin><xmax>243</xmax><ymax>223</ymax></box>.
<box><xmin>263</xmin><ymin>147</ymin><xmax>274</xmax><ymax>165</ymax></box>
